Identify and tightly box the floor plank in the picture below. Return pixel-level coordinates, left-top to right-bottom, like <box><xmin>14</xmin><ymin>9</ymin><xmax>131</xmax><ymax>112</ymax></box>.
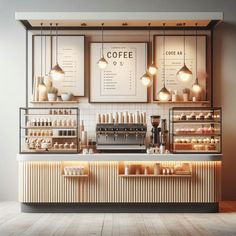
<box><xmin>0</xmin><ymin>201</ymin><xmax>235</xmax><ymax>236</ymax></box>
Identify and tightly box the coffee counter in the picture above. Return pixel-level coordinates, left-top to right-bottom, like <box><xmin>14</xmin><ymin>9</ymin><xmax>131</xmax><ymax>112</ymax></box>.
<box><xmin>17</xmin><ymin>152</ymin><xmax>222</xmax><ymax>213</ymax></box>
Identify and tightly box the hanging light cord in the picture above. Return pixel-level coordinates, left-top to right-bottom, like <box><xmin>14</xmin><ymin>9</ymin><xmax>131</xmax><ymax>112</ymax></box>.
<box><xmin>100</xmin><ymin>23</ymin><xmax>105</xmax><ymax>57</ymax></box>
<box><xmin>44</xmin><ymin>27</ymin><xmax>46</xmax><ymax>75</ymax></box>
<box><xmin>195</xmin><ymin>23</ymin><xmax>198</xmax><ymax>81</ymax></box>
<box><xmin>183</xmin><ymin>22</ymin><xmax>186</xmax><ymax>64</ymax></box>
<box><xmin>56</xmin><ymin>23</ymin><xmax>58</xmax><ymax>63</ymax></box>
<box><xmin>50</xmin><ymin>23</ymin><xmax>52</xmax><ymax>70</ymax></box>
<box><xmin>163</xmin><ymin>23</ymin><xmax>166</xmax><ymax>87</ymax></box>
<box><xmin>148</xmin><ymin>23</ymin><xmax>153</xmax><ymax>63</ymax></box>
<box><xmin>40</xmin><ymin>23</ymin><xmax>43</xmax><ymax>78</ymax></box>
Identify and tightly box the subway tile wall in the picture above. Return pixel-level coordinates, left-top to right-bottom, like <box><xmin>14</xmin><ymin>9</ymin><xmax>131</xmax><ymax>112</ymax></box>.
<box><xmin>77</xmin><ymin>98</ymin><xmax>199</xmax><ymax>142</ymax></box>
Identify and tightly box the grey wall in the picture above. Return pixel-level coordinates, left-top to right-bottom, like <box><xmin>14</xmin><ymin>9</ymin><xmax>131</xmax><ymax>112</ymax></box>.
<box><xmin>0</xmin><ymin>0</ymin><xmax>236</xmax><ymax>200</ymax></box>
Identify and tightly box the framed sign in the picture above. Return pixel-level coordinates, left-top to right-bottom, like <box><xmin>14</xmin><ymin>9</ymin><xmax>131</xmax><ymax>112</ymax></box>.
<box><xmin>90</xmin><ymin>42</ymin><xmax>148</xmax><ymax>103</ymax></box>
<box><xmin>153</xmin><ymin>35</ymin><xmax>207</xmax><ymax>101</ymax></box>
<box><xmin>33</xmin><ymin>35</ymin><xmax>85</xmax><ymax>96</ymax></box>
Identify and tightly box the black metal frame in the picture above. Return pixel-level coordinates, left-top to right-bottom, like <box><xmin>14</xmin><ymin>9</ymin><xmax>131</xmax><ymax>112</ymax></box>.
<box><xmin>19</xmin><ymin>107</ymin><xmax>80</xmax><ymax>154</ymax></box>
<box><xmin>19</xmin><ymin>20</ymin><xmax>221</xmax><ymax>31</ymax></box>
<box><xmin>169</xmin><ymin>107</ymin><xmax>222</xmax><ymax>154</ymax></box>
<box><xmin>21</xmin><ymin>21</ymin><xmax>219</xmax><ymax>108</ymax></box>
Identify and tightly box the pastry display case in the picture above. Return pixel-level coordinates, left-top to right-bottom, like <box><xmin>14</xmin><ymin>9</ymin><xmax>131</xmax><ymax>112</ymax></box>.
<box><xmin>169</xmin><ymin>107</ymin><xmax>222</xmax><ymax>153</ymax></box>
<box><xmin>19</xmin><ymin>107</ymin><xmax>80</xmax><ymax>154</ymax></box>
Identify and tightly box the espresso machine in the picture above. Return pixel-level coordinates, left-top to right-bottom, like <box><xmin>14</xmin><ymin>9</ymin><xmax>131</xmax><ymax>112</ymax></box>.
<box><xmin>150</xmin><ymin>116</ymin><xmax>168</xmax><ymax>147</ymax></box>
<box><xmin>96</xmin><ymin>123</ymin><xmax>147</xmax><ymax>152</ymax></box>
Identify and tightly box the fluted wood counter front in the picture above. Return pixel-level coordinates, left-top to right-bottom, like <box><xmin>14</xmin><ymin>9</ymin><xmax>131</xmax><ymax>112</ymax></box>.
<box><xmin>18</xmin><ymin>160</ymin><xmax>221</xmax><ymax>204</ymax></box>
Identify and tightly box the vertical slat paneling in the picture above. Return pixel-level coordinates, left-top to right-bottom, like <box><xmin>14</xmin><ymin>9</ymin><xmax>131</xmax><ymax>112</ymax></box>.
<box><xmin>19</xmin><ymin>161</ymin><xmax>221</xmax><ymax>203</ymax></box>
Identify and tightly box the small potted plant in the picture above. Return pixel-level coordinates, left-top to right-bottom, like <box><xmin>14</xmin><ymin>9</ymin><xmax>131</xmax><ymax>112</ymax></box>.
<box><xmin>47</xmin><ymin>87</ymin><xmax>58</xmax><ymax>102</ymax></box>
<box><xmin>182</xmin><ymin>88</ymin><xmax>190</xmax><ymax>102</ymax></box>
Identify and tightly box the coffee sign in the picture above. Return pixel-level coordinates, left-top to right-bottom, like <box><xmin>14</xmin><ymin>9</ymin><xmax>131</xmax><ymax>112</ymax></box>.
<box><xmin>90</xmin><ymin>42</ymin><xmax>148</xmax><ymax>103</ymax></box>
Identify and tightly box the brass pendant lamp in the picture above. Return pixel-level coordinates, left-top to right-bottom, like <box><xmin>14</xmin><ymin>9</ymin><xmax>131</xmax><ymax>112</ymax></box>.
<box><xmin>97</xmin><ymin>23</ymin><xmax>108</xmax><ymax>69</ymax></box>
<box><xmin>176</xmin><ymin>23</ymin><xmax>193</xmax><ymax>82</ymax></box>
<box><xmin>157</xmin><ymin>23</ymin><xmax>171</xmax><ymax>101</ymax></box>
<box><xmin>148</xmin><ymin>23</ymin><xmax>158</xmax><ymax>75</ymax></box>
<box><xmin>50</xmin><ymin>23</ymin><xmax>65</xmax><ymax>81</ymax></box>
<box><xmin>192</xmin><ymin>23</ymin><xmax>202</xmax><ymax>93</ymax></box>
<box><xmin>140</xmin><ymin>23</ymin><xmax>153</xmax><ymax>87</ymax></box>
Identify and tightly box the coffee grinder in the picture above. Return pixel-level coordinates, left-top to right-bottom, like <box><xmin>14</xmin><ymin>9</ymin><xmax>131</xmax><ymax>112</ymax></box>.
<box><xmin>150</xmin><ymin>115</ymin><xmax>161</xmax><ymax>147</ymax></box>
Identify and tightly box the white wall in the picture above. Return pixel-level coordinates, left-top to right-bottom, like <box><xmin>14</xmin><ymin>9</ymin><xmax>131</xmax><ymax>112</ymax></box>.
<box><xmin>0</xmin><ymin>0</ymin><xmax>236</xmax><ymax>200</ymax></box>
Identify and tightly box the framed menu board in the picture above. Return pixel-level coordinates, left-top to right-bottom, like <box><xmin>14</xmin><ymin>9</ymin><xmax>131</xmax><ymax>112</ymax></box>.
<box><xmin>153</xmin><ymin>35</ymin><xmax>207</xmax><ymax>101</ymax></box>
<box><xmin>52</xmin><ymin>35</ymin><xmax>85</xmax><ymax>96</ymax></box>
<box><xmin>89</xmin><ymin>42</ymin><xmax>148</xmax><ymax>103</ymax></box>
<box><xmin>33</xmin><ymin>35</ymin><xmax>85</xmax><ymax>96</ymax></box>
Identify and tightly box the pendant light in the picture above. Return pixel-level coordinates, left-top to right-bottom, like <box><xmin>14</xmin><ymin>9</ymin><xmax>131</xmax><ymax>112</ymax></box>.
<box><xmin>97</xmin><ymin>23</ymin><xmax>108</xmax><ymax>69</ymax></box>
<box><xmin>50</xmin><ymin>23</ymin><xmax>65</xmax><ymax>81</ymax></box>
<box><xmin>38</xmin><ymin>23</ymin><xmax>47</xmax><ymax>92</ymax></box>
<box><xmin>192</xmin><ymin>23</ymin><xmax>202</xmax><ymax>93</ymax></box>
<box><xmin>157</xmin><ymin>23</ymin><xmax>171</xmax><ymax>101</ymax></box>
<box><xmin>140</xmin><ymin>23</ymin><xmax>152</xmax><ymax>87</ymax></box>
<box><xmin>148</xmin><ymin>23</ymin><xmax>158</xmax><ymax>75</ymax></box>
<box><xmin>176</xmin><ymin>23</ymin><xmax>192</xmax><ymax>82</ymax></box>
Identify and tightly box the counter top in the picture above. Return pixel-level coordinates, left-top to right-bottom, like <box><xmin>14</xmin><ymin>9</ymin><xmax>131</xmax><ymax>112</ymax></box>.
<box><xmin>17</xmin><ymin>153</ymin><xmax>222</xmax><ymax>162</ymax></box>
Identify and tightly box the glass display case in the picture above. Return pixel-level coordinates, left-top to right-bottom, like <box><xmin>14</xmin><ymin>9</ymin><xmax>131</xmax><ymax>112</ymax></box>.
<box><xmin>169</xmin><ymin>107</ymin><xmax>222</xmax><ymax>153</ymax></box>
<box><xmin>19</xmin><ymin>107</ymin><xmax>80</xmax><ymax>154</ymax></box>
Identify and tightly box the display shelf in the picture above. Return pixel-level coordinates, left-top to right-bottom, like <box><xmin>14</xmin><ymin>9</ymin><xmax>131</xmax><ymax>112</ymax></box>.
<box><xmin>173</xmin><ymin>133</ymin><xmax>221</xmax><ymax>136</ymax></box>
<box><xmin>30</xmin><ymin>101</ymin><xmax>78</xmax><ymax>105</ymax></box>
<box><xmin>173</xmin><ymin>120</ymin><xmax>220</xmax><ymax>123</ymax></box>
<box><xmin>22</xmin><ymin>148</ymin><xmax>78</xmax><ymax>153</ymax></box>
<box><xmin>24</xmin><ymin>136</ymin><xmax>77</xmax><ymax>138</ymax></box>
<box><xmin>154</xmin><ymin>101</ymin><xmax>210</xmax><ymax>104</ymax></box>
<box><xmin>23</xmin><ymin>114</ymin><xmax>76</xmax><ymax>116</ymax></box>
<box><xmin>119</xmin><ymin>174</ymin><xmax>192</xmax><ymax>178</ymax></box>
<box><xmin>22</xmin><ymin>126</ymin><xmax>77</xmax><ymax>129</ymax></box>
<box><xmin>62</xmin><ymin>175</ymin><xmax>89</xmax><ymax>178</ymax></box>
<box><xmin>173</xmin><ymin>150</ymin><xmax>219</xmax><ymax>153</ymax></box>
<box><xmin>169</xmin><ymin>107</ymin><xmax>222</xmax><ymax>154</ymax></box>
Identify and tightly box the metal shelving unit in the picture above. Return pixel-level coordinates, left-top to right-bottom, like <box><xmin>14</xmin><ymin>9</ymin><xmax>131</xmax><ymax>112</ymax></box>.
<box><xmin>19</xmin><ymin>107</ymin><xmax>80</xmax><ymax>154</ymax></box>
<box><xmin>169</xmin><ymin>107</ymin><xmax>222</xmax><ymax>154</ymax></box>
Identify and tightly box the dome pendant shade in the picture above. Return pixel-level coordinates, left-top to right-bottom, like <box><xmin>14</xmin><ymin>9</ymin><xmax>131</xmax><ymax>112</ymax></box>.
<box><xmin>192</xmin><ymin>78</ymin><xmax>202</xmax><ymax>93</ymax></box>
<box><xmin>97</xmin><ymin>56</ymin><xmax>108</xmax><ymax>69</ymax></box>
<box><xmin>50</xmin><ymin>63</ymin><xmax>65</xmax><ymax>81</ymax></box>
<box><xmin>148</xmin><ymin>63</ymin><xmax>158</xmax><ymax>75</ymax></box>
<box><xmin>158</xmin><ymin>85</ymin><xmax>171</xmax><ymax>101</ymax></box>
<box><xmin>140</xmin><ymin>72</ymin><xmax>152</xmax><ymax>87</ymax></box>
<box><xmin>177</xmin><ymin>63</ymin><xmax>193</xmax><ymax>82</ymax></box>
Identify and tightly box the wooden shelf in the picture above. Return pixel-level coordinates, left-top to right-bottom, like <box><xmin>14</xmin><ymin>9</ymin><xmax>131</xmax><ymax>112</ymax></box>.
<box><xmin>62</xmin><ymin>175</ymin><xmax>88</xmax><ymax>178</ymax></box>
<box><xmin>31</xmin><ymin>100</ymin><xmax>78</xmax><ymax>105</ymax></box>
<box><xmin>119</xmin><ymin>174</ymin><xmax>192</xmax><ymax>178</ymax></box>
<box><xmin>154</xmin><ymin>101</ymin><xmax>210</xmax><ymax>104</ymax></box>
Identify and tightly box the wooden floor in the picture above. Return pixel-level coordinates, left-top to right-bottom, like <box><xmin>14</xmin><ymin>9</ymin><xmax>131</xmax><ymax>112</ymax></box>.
<box><xmin>0</xmin><ymin>202</ymin><xmax>236</xmax><ymax>236</ymax></box>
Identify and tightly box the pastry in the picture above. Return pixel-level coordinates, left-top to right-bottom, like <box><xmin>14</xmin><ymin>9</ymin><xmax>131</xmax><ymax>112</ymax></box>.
<box><xmin>189</xmin><ymin>112</ymin><xmax>196</xmax><ymax>120</ymax></box>
<box><xmin>180</xmin><ymin>113</ymin><xmax>187</xmax><ymax>120</ymax></box>
<box><xmin>197</xmin><ymin>113</ymin><xmax>205</xmax><ymax>120</ymax></box>
<box><xmin>64</xmin><ymin>142</ymin><xmax>69</xmax><ymax>149</ymax></box>
<box><xmin>205</xmin><ymin>112</ymin><xmax>213</xmax><ymax>120</ymax></box>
